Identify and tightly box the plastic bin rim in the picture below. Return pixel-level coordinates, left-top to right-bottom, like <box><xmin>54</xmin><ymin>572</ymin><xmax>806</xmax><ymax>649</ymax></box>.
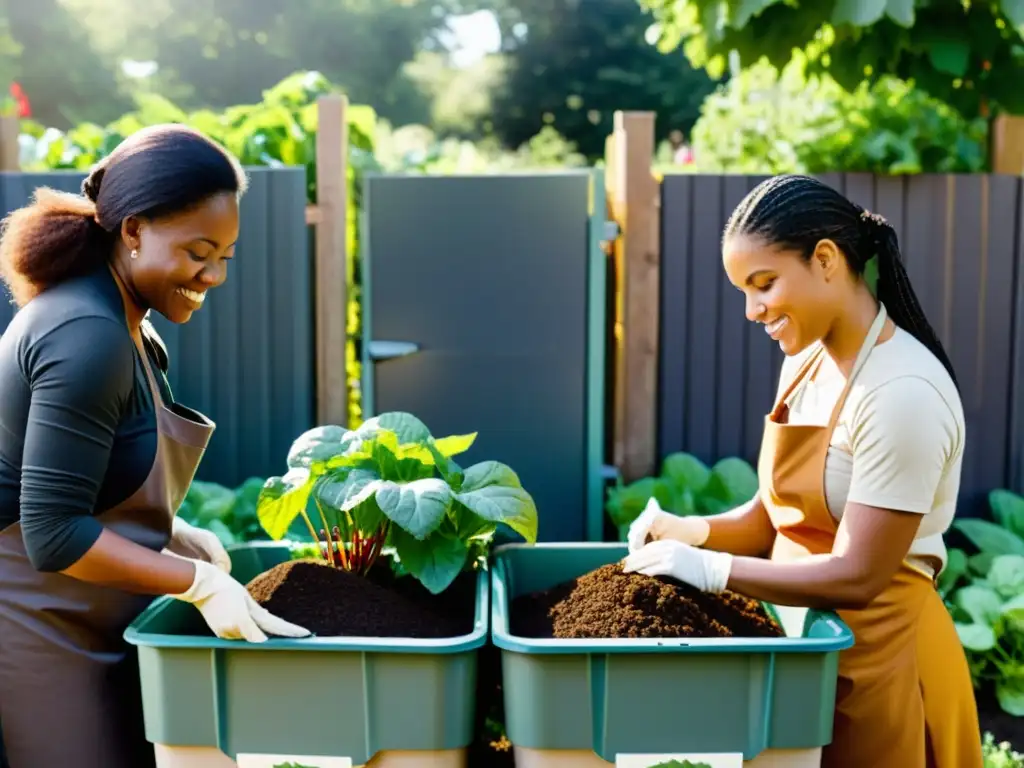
<box><xmin>489</xmin><ymin>542</ymin><xmax>856</xmax><ymax>654</ymax></box>
<box><xmin>124</xmin><ymin>561</ymin><xmax>490</xmax><ymax>655</ymax></box>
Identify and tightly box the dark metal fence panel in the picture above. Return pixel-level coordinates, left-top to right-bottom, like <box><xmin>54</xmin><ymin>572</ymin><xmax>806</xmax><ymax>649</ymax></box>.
<box><xmin>0</xmin><ymin>167</ymin><xmax>313</xmax><ymax>489</ymax></box>
<box><xmin>361</xmin><ymin>172</ymin><xmax>603</xmax><ymax>543</ymax></box>
<box><xmin>659</xmin><ymin>172</ymin><xmax>1024</xmax><ymax>518</ymax></box>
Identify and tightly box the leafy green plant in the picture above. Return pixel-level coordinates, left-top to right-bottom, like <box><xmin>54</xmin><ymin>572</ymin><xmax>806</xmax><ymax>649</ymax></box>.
<box><xmin>605</xmin><ymin>451</ymin><xmax>758</xmax><ymax>540</ymax></box>
<box><xmin>945</xmin><ymin>489</ymin><xmax>1024</xmax><ymax>715</ymax></box>
<box><xmin>639</xmin><ymin>0</ymin><xmax>1024</xmax><ymax>118</ymax></box>
<box><xmin>688</xmin><ymin>54</ymin><xmax>986</xmax><ymax>176</ymax></box>
<box><xmin>256</xmin><ymin>412</ymin><xmax>539</xmax><ymax>594</ymax></box>
<box><xmin>18</xmin><ymin>70</ymin><xmax>378</xmax><ymax>204</ymax></box>
<box><xmin>176</xmin><ymin>478</ymin><xmax>269</xmax><ymax>546</ymax></box>
<box><xmin>984</xmin><ymin>731</ymin><xmax>1024</xmax><ymax>768</ymax></box>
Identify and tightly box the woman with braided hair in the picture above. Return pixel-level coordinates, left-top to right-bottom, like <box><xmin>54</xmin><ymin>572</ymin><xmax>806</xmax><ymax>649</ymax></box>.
<box><xmin>0</xmin><ymin>124</ymin><xmax>308</xmax><ymax>768</ymax></box>
<box><xmin>625</xmin><ymin>174</ymin><xmax>981</xmax><ymax>766</ymax></box>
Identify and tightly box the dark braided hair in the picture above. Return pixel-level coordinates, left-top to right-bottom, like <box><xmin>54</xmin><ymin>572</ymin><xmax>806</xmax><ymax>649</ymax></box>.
<box><xmin>724</xmin><ymin>174</ymin><xmax>958</xmax><ymax>389</ymax></box>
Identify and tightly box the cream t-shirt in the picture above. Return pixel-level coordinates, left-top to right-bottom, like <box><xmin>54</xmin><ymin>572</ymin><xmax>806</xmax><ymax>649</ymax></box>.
<box><xmin>776</xmin><ymin>326</ymin><xmax>965</xmax><ymax>578</ymax></box>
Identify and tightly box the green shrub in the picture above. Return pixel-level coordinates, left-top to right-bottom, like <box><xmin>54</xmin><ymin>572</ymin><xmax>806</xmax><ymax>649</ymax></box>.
<box><xmin>605</xmin><ymin>452</ymin><xmax>758</xmax><ymax>540</ymax></box>
<box><xmin>688</xmin><ymin>54</ymin><xmax>987</xmax><ymax>175</ymax></box>
<box><xmin>943</xmin><ymin>489</ymin><xmax>1024</xmax><ymax>716</ymax></box>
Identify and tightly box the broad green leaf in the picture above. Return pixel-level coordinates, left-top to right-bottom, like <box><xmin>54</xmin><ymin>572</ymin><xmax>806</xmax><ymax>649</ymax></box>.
<box><xmin>194</xmin><ymin>495</ymin><xmax>235</xmax><ymax>527</ymax></box>
<box><xmin>661</xmin><ymin>452</ymin><xmax>711</xmax><ymax>494</ymax></box>
<box><xmin>989</xmin><ymin>489</ymin><xmax>1024</xmax><ymax>539</ymax></box>
<box><xmin>451</xmin><ymin>500</ymin><xmax>494</xmax><ymax>541</ymax></box>
<box><xmin>956</xmin><ymin>585</ymin><xmax>1003</xmax><ymax>626</ymax></box>
<box><xmin>392</xmin><ymin>526</ymin><xmax>470</xmax><ymax>595</ymax></box>
<box><xmin>206</xmin><ymin>519</ymin><xmax>238</xmax><ymax>547</ymax></box>
<box><xmin>704</xmin><ymin>457</ymin><xmax>759</xmax><ymax>504</ymax></box>
<box><xmin>1002</xmin><ymin>0</ymin><xmax>1024</xmax><ymax>28</ymax></box>
<box><xmin>996</xmin><ymin>673</ymin><xmax>1024</xmax><ymax>716</ymax></box>
<box><xmin>316</xmin><ymin>468</ymin><xmax>382</xmax><ymax>512</ymax></box>
<box><xmin>456</xmin><ymin>484</ymin><xmax>538</xmax><ymax>543</ymax></box>
<box><xmin>969</xmin><ymin>552</ymin><xmax>997</xmax><ymax>578</ymax></box>
<box><xmin>937</xmin><ymin>547</ymin><xmax>967</xmax><ymax>596</ymax></box>
<box><xmin>605</xmin><ymin>477</ymin><xmax>673</xmax><ymax>527</ymax></box>
<box><xmin>286</xmin><ymin>425</ymin><xmax>353</xmax><ymax>469</ymax></box>
<box><xmin>732</xmin><ymin>0</ymin><xmax>775</xmax><ymax>28</ymax></box>
<box><xmin>1000</xmin><ymin>594</ymin><xmax>1024</xmax><ymax>636</ymax></box>
<box><xmin>927</xmin><ymin>39</ymin><xmax>970</xmax><ymax>78</ymax></box>
<box><xmin>989</xmin><ymin>555</ymin><xmax>1024</xmax><ymax>599</ymax></box>
<box><xmin>955</xmin><ymin>622</ymin><xmax>997</xmax><ymax>652</ymax></box>
<box><xmin>831</xmin><ymin>0</ymin><xmax>887</xmax><ymax>26</ymax></box>
<box><xmin>257</xmin><ymin>469</ymin><xmax>315</xmax><ymax>540</ymax></box>
<box><xmin>434</xmin><ymin>433</ymin><xmax>477</xmax><ymax>457</ymax></box>
<box><xmin>955</xmin><ymin>519</ymin><xmax>1024</xmax><ymax>557</ymax></box>
<box><xmin>461</xmin><ymin>460</ymin><xmax>523</xmax><ymax>491</ymax></box>
<box><xmin>885</xmin><ymin>0</ymin><xmax>914</xmax><ymax>27</ymax></box>
<box><xmin>395</xmin><ymin>433</ymin><xmax>476</xmax><ymax>464</ymax></box>
<box><xmin>375</xmin><ymin>478</ymin><xmax>451</xmax><ymax>539</ymax></box>
<box><xmin>358</xmin><ymin>412</ymin><xmax>433</xmax><ymax>443</ymax></box>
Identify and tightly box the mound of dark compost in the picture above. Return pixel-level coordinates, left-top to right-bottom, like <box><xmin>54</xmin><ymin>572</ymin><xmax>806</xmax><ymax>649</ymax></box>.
<box><xmin>246</xmin><ymin>558</ymin><xmax>476</xmax><ymax>639</ymax></box>
<box><xmin>510</xmin><ymin>562</ymin><xmax>784</xmax><ymax>639</ymax></box>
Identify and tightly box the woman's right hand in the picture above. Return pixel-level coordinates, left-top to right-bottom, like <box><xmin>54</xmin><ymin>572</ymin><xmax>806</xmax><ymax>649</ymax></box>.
<box><xmin>170</xmin><ymin>559</ymin><xmax>311</xmax><ymax>643</ymax></box>
<box><xmin>627</xmin><ymin>497</ymin><xmax>710</xmax><ymax>552</ymax></box>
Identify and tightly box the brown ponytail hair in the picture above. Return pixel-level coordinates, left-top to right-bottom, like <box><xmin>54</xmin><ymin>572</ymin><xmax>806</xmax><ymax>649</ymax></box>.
<box><xmin>0</xmin><ymin>124</ymin><xmax>246</xmax><ymax>308</ymax></box>
<box><xmin>0</xmin><ymin>189</ymin><xmax>110</xmax><ymax>307</ymax></box>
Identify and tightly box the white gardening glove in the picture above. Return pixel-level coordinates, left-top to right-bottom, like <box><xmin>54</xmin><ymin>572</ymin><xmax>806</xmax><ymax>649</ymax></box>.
<box><xmin>627</xmin><ymin>497</ymin><xmax>710</xmax><ymax>553</ymax></box>
<box><xmin>622</xmin><ymin>539</ymin><xmax>733</xmax><ymax>593</ymax></box>
<box><xmin>170</xmin><ymin>559</ymin><xmax>312</xmax><ymax>643</ymax></box>
<box><xmin>166</xmin><ymin>516</ymin><xmax>232</xmax><ymax>573</ymax></box>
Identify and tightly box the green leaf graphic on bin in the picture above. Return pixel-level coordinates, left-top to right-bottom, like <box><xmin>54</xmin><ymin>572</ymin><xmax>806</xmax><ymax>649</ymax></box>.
<box><xmin>650</xmin><ymin>760</ymin><xmax>713</xmax><ymax>768</ymax></box>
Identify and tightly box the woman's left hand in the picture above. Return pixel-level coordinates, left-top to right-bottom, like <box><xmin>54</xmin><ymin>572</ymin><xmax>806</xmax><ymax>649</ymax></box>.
<box><xmin>166</xmin><ymin>517</ymin><xmax>232</xmax><ymax>573</ymax></box>
<box><xmin>622</xmin><ymin>539</ymin><xmax>733</xmax><ymax>593</ymax></box>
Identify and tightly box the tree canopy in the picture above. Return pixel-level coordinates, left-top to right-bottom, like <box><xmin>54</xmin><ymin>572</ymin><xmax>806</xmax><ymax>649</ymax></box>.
<box><xmin>638</xmin><ymin>0</ymin><xmax>1024</xmax><ymax>117</ymax></box>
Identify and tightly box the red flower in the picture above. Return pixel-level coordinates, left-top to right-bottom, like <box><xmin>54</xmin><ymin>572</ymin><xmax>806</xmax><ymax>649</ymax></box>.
<box><xmin>9</xmin><ymin>82</ymin><xmax>30</xmax><ymax>118</ymax></box>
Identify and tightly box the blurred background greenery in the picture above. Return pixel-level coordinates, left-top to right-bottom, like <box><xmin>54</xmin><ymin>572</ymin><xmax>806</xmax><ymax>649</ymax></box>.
<box><xmin>1</xmin><ymin>0</ymin><xmax>1017</xmax><ymax>178</ymax></box>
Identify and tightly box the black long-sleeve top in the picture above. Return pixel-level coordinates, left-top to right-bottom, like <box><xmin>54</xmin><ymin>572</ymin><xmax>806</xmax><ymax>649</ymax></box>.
<box><xmin>0</xmin><ymin>264</ymin><xmax>173</xmax><ymax>571</ymax></box>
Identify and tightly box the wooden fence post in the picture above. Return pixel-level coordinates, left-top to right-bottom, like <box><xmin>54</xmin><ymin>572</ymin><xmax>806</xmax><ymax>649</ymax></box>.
<box><xmin>607</xmin><ymin>111</ymin><xmax>660</xmax><ymax>482</ymax></box>
<box><xmin>313</xmin><ymin>95</ymin><xmax>349</xmax><ymax>427</ymax></box>
<box><xmin>992</xmin><ymin>114</ymin><xmax>1024</xmax><ymax>175</ymax></box>
<box><xmin>0</xmin><ymin>115</ymin><xmax>19</xmax><ymax>171</ymax></box>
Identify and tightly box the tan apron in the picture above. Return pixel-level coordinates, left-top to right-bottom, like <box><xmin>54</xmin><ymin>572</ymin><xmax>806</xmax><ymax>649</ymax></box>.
<box><xmin>0</xmin><ymin>330</ymin><xmax>214</xmax><ymax>768</ymax></box>
<box><xmin>759</xmin><ymin>305</ymin><xmax>983</xmax><ymax>768</ymax></box>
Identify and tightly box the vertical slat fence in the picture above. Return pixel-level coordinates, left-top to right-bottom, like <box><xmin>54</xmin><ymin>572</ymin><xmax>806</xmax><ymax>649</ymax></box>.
<box><xmin>0</xmin><ymin>167</ymin><xmax>314</xmax><ymax>489</ymax></box>
<box><xmin>657</xmin><ymin>172</ymin><xmax>1024</xmax><ymax>518</ymax></box>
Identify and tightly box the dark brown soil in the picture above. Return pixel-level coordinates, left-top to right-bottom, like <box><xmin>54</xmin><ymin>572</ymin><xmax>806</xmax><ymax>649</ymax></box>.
<box><xmin>511</xmin><ymin>562</ymin><xmax>784</xmax><ymax>639</ymax></box>
<box><xmin>246</xmin><ymin>559</ymin><xmax>476</xmax><ymax>638</ymax></box>
<box><xmin>977</xmin><ymin>683</ymin><xmax>1024</xmax><ymax>747</ymax></box>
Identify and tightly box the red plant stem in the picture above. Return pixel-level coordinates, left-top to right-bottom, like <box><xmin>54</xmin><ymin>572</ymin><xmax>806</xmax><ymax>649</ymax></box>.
<box><xmin>318</xmin><ymin>528</ymin><xmax>334</xmax><ymax>566</ymax></box>
<box><xmin>332</xmin><ymin>525</ymin><xmax>349</xmax><ymax>570</ymax></box>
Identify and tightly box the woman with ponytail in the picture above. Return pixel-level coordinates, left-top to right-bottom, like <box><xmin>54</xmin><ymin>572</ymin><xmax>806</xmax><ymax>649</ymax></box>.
<box><xmin>625</xmin><ymin>174</ymin><xmax>981</xmax><ymax>767</ymax></box>
<box><xmin>0</xmin><ymin>124</ymin><xmax>308</xmax><ymax>768</ymax></box>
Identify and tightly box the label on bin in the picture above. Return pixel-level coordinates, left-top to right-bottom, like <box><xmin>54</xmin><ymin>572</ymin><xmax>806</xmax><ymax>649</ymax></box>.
<box><xmin>236</xmin><ymin>755</ymin><xmax>352</xmax><ymax>768</ymax></box>
<box><xmin>616</xmin><ymin>753</ymin><xmax>743</xmax><ymax>768</ymax></box>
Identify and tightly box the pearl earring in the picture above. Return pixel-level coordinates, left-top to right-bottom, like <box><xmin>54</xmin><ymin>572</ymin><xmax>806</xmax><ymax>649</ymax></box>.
<box><xmin>130</xmin><ymin>249</ymin><xmax>139</xmax><ymax>260</ymax></box>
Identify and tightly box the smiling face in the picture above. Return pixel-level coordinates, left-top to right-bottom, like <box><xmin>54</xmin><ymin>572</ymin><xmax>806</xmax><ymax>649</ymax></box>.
<box><xmin>122</xmin><ymin>192</ymin><xmax>240</xmax><ymax>324</ymax></box>
<box><xmin>722</xmin><ymin>232</ymin><xmax>846</xmax><ymax>356</ymax></box>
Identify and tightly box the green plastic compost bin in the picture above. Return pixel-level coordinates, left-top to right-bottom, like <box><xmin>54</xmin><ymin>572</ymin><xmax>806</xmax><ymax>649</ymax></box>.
<box><xmin>124</xmin><ymin>542</ymin><xmax>488</xmax><ymax>768</ymax></box>
<box><xmin>490</xmin><ymin>543</ymin><xmax>855</xmax><ymax>768</ymax></box>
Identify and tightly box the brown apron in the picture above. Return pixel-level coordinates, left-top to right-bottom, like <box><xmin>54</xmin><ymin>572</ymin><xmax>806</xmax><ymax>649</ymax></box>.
<box><xmin>760</xmin><ymin>305</ymin><xmax>983</xmax><ymax>768</ymax></box>
<box><xmin>0</xmin><ymin>330</ymin><xmax>214</xmax><ymax>768</ymax></box>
